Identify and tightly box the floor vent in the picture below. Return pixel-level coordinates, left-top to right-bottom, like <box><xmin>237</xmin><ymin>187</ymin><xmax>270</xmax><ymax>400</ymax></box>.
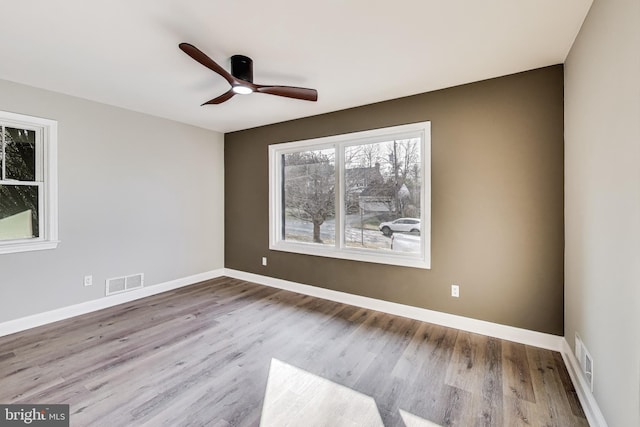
<box><xmin>106</xmin><ymin>273</ymin><xmax>144</xmax><ymax>296</ymax></box>
<box><xmin>575</xmin><ymin>333</ymin><xmax>594</xmax><ymax>392</ymax></box>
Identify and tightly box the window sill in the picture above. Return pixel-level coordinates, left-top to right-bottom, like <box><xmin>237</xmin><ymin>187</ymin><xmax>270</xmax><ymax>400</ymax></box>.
<box><xmin>0</xmin><ymin>240</ymin><xmax>60</xmax><ymax>255</ymax></box>
<box><xmin>270</xmin><ymin>241</ymin><xmax>430</xmax><ymax>270</ymax></box>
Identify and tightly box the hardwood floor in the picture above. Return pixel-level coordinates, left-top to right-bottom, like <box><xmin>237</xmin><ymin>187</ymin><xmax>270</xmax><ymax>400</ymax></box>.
<box><xmin>0</xmin><ymin>277</ymin><xmax>587</xmax><ymax>426</ymax></box>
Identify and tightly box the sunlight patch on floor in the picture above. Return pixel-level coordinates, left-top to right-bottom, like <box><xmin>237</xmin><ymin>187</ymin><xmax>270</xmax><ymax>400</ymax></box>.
<box><xmin>399</xmin><ymin>409</ymin><xmax>443</xmax><ymax>427</ymax></box>
<box><xmin>260</xmin><ymin>358</ymin><xmax>383</xmax><ymax>426</ymax></box>
<box><xmin>260</xmin><ymin>358</ymin><xmax>443</xmax><ymax>427</ymax></box>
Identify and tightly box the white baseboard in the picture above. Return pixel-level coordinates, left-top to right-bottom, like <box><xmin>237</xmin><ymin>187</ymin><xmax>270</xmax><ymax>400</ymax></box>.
<box><xmin>224</xmin><ymin>269</ymin><xmax>564</xmax><ymax>352</ymax></box>
<box><xmin>561</xmin><ymin>338</ymin><xmax>609</xmax><ymax>427</ymax></box>
<box><xmin>0</xmin><ymin>268</ymin><xmax>225</xmax><ymax>338</ymax></box>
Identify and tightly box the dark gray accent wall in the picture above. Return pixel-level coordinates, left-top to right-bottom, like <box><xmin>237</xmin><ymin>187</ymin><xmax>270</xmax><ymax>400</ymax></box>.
<box><xmin>225</xmin><ymin>65</ymin><xmax>564</xmax><ymax>335</ymax></box>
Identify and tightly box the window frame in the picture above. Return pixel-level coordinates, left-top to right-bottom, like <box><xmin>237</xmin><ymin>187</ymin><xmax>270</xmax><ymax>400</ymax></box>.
<box><xmin>0</xmin><ymin>110</ymin><xmax>59</xmax><ymax>255</ymax></box>
<box><xmin>269</xmin><ymin>121</ymin><xmax>431</xmax><ymax>269</ymax></box>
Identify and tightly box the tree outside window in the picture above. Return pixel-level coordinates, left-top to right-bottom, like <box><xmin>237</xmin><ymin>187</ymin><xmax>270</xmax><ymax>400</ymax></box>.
<box><xmin>0</xmin><ymin>127</ymin><xmax>39</xmax><ymax>240</ymax></box>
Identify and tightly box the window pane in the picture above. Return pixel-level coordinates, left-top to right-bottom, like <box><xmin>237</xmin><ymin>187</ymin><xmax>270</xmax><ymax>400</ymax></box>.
<box><xmin>4</xmin><ymin>127</ymin><xmax>37</xmax><ymax>181</ymax></box>
<box><xmin>344</xmin><ymin>139</ymin><xmax>421</xmax><ymax>254</ymax></box>
<box><xmin>282</xmin><ymin>148</ymin><xmax>335</xmax><ymax>245</ymax></box>
<box><xmin>0</xmin><ymin>184</ymin><xmax>39</xmax><ymax>240</ymax></box>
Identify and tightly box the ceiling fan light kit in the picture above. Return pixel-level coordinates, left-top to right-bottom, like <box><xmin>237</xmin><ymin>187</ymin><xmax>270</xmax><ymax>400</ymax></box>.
<box><xmin>179</xmin><ymin>43</ymin><xmax>318</xmax><ymax>105</ymax></box>
<box><xmin>232</xmin><ymin>85</ymin><xmax>253</xmax><ymax>95</ymax></box>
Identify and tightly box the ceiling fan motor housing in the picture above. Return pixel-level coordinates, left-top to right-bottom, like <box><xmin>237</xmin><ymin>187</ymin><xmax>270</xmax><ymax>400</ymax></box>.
<box><xmin>231</xmin><ymin>55</ymin><xmax>253</xmax><ymax>83</ymax></box>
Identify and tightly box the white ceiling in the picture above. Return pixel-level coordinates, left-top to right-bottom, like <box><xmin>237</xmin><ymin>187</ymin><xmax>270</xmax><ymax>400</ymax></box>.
<box><xmin>0</xmin><ymin>1</ymin><xmax>592</xmax><ymax>133</ymax></box>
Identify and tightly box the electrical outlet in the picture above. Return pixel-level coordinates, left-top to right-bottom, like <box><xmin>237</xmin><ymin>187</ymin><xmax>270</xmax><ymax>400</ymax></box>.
<box><xmin>262</xmin><ymin>257</ymin><xmax>267</xmax><ymax>266</ymax></box>
<box><xmin>84</xmin><ymin>275</ymin><xmax>93</xmax><ymax>287</ymax></box>
<box><xmin>451</xmin><ymin>284</ymin><xmax>459</xmax><ymax>298</ymax></box>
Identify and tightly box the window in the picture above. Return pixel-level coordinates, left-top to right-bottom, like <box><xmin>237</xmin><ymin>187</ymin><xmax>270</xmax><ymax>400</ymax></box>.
<box><xmin>269</xmin><ymin>122</ymin><xmax>430</xmax><ymax>269</ymax></box>
<box><xmin>0</xmin><ymin>110</ymin><xmax>58</xmax><ymax>254</ymax></box>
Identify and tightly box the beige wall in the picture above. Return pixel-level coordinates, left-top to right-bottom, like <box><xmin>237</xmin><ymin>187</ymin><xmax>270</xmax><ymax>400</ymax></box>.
<box><xmin>0</xmin><ymin>79</ymin><xmax>225</xmax><ymax>323</ymax></box>
<box><xmin>226</xmin><ymin>65</ymin><xmax>564</xmax><ymax>335</ymax></box>
<box><xmin>565</xmin><ymin>0</ymin><xmax>640</xmax><ymax>425</ymax></box>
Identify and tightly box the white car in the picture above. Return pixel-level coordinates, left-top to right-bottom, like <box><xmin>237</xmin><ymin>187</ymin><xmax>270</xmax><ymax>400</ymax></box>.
<box><xmin>379</xmin><ymin>218</ymin><xmax>420</xmax><ymax>236</ymax></box>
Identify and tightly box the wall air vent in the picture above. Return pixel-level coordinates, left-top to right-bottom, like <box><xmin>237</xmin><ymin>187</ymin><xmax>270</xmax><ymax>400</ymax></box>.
<box><xmin>575</xmin><ymin>333</ymin><xmax>594</xmax><ymax>392</ymax></box>
<box><xmin>106</xmin><ymin>273</ymin><xmax>144</xmax><ymax>296</ymax></box>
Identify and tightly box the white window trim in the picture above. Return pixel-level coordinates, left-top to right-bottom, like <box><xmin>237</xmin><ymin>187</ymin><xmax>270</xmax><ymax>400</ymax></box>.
<box><xmin>269</xmin><ymin>121</ymin><xmax>431</xmax><ymax>269</ymax></box>
<box><xmin>0</xmin><ymin>110</ymin><xmax>59</xmax><ymax>255</ymax></box>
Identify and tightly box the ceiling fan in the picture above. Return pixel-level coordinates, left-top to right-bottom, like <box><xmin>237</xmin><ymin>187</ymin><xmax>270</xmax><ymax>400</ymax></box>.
<box><xmin>179</xmin><ymin>43</ymin><xmax>318</xmax><ymax>105</ymax></box>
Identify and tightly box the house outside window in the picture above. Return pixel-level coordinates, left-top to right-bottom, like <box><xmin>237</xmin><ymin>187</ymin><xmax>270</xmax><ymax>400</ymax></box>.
<box><xmin>0</xmin><ymin>110</ymin><xmax>58</xmax><ymax>254</ymax></box>
<box><xmin>269</xmin><ymin>122</ymin><xmax>430</xmax><ymax>269</ymax></box>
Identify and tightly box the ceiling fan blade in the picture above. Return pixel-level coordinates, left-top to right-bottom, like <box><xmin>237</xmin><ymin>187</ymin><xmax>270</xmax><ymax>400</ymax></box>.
<box><xmin>255</xmin><ymin>85</ymin><xmax>318</xmax><ymax>102</ymax></box>
<box><xmin>201</xmin><ymin>89</ymin><xmax>235</xmax><ymax>105</ymax></box>
<box><xmin>179</xmin><ymin>43</ymin><xmax>236</xmax><ymax>86</ymax></box>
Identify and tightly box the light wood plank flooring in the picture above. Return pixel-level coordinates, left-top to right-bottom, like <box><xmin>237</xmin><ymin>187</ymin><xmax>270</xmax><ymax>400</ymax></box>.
<box><xmin>0</xmin><ymin>277</ymin><xmax>587</xmax><ymax>426</ymax></box>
